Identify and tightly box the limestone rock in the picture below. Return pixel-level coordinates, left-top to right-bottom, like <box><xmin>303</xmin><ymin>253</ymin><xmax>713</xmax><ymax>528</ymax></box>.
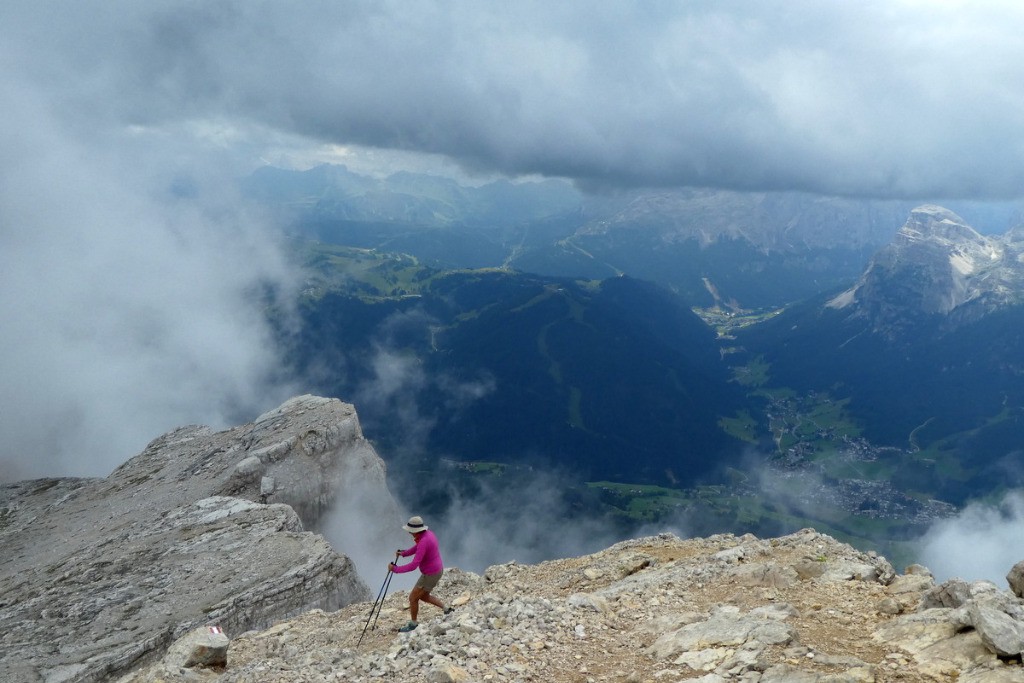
<box><xmin>1009</xmin><ymin>560</ymin><xmax>1024</xmax><ymax>599</ymax></box>
<box><xmin>164</xmin><ymin>626</ymin><xmax>230</xmax><ymax>669</ymax></box>
<box><xmin>920</xmin><ymin>577</ymin><xmax>974</xmax><ymax>609</ymax></box>
<box><xmin>646</xmin><ymin>605</ymin><xmax>796</xmax><ymax>664</ymax></box>
<box><xmin>0</xmin><ymin>395</ymin><xmax>392</xmax><ymax>683</ymax></box>
<box><xmin>426</xmin><ymin>663</ymin><xmax>471</xmax><ymax>682</ymax></box>
<box><xmin>792</xmin><ymin>557</ymin><xmax>828</xmax><ymax>580</ymax></box>
<box><xmin>970</xmin><ymin>602</ymin><xmax>1024</xmax><ymax>658</ymax></box>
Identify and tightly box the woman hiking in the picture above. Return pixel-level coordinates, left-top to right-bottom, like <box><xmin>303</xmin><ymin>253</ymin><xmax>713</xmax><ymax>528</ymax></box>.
<box><xmin>388</xmin><ymin>515</ymin><xmax>453</xmax><ymax>632</ymax></box>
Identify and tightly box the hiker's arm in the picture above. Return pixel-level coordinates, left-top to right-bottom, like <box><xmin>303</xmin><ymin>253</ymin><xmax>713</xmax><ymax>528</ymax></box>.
<box><xmin>394</xmin><ymin>541</ymin><xmax>428</xmax><ymax>573</ymax></box>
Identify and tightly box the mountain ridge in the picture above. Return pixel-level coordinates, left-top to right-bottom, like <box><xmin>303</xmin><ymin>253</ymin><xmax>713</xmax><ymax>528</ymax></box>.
<box><xmin>243</xmin><ymin>164</ymin><xmax>925</xmax><ymax>308</ymax></box>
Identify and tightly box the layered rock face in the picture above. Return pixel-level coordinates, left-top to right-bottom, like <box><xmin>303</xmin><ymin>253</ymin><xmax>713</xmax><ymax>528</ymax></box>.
<box><xmin>0</xmin><ymin>395</ymin><xmax>397</xmax><ymax>683</ymax></box>
<box><xmin>124</xmin><ymin>528</ymin><xmax>1024</xmax><ymax>683</ymax></box>
<box><xmin>828</xmin><ymin>205</ymin><xmax>1024</xmax><ymax>331</ymax></box>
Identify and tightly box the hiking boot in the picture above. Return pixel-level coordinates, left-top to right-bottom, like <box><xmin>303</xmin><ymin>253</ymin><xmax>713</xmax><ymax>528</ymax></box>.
<box><xmin>398</xmin><ymin>620</ymin><xmax>418</xmax><ymax>632</ymax></box>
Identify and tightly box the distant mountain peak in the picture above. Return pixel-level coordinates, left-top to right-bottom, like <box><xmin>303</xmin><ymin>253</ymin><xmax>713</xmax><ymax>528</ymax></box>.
<box><xmin>897</xmin><ymin>205</ymin><xmax>994</xmax><ymax>254</ymax></box>
<box><xmin>827</xmin><ymin>205</ymin><xmax>1024</xmax><ymax>331</ymax></box>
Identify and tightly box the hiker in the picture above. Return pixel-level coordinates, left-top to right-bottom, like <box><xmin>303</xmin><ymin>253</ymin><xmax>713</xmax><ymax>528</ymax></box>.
<box><xmin>388</xmin><ymin>515</ymin><xmax>452</xmax><ymax>632</ymax></box>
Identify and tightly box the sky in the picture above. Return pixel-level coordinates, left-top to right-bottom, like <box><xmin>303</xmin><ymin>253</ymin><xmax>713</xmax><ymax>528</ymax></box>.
<box><xmin>3</xmin><ymin>0</ymin><xmax>1024</xmax><ymax>582</ymax></box>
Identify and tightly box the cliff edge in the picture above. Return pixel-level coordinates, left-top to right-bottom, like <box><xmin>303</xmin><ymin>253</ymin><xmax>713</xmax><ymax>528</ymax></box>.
<box><xmin>0</xmin><ymin>395</ymin><xmax>397</xmax><ymax>683</ymax></box>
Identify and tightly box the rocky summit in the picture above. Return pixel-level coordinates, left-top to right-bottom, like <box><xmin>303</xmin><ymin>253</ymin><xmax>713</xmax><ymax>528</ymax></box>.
<box><xmin>121</xmin><ymin>529</ymin><xmax>1024</xmax><ymax>683</ymax></box>
<box><xmin>0</xmin><ymin>395</ymin><xmax>399</xmax><ymax>683</ymax></box>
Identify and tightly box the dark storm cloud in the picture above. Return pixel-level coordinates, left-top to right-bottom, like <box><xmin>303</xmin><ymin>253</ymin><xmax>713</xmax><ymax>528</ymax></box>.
<box><xmin>6</xmin><ymin>1</ymin><xmax>1023</xmax><ymax>199</ymax></box>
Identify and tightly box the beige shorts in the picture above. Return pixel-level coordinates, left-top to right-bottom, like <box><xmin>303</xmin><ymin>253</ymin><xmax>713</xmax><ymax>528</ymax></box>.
<box><xmin>415</xmin><ymin>570</ymin><xmax>443</xmax><ymax>593</ymax></box>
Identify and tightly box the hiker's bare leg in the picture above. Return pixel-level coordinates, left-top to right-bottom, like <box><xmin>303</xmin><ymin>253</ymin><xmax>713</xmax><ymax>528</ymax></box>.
<box><xmin>409</xmin><ymin>587</ymin><xmax>422</xmax><ymax>622</ymax></box>
<box><xmin>422</xmin><ymin>592</ymin><xmax>445</xmax><ymax>610</ymax></box>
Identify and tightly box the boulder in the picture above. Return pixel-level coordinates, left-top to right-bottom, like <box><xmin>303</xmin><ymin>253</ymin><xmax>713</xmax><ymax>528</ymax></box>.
<box><xmin>969</xmin><ymin>602</ymin><xmax>1024</xmax><ymax>658</ymax></box>
<box><xmin>163</xmin><ymin>625</ymin><xmax>230</xmax><ymax>669</ymax></box>
<box><xmin>920</xmin><ymin>578</ymin><xmax>974</xmax><ymax>609</ymax></box>
<box><xmin>1009</xmin><ymin>560</ymin><xmax>1024</xmax><ymax>600</ymax></box>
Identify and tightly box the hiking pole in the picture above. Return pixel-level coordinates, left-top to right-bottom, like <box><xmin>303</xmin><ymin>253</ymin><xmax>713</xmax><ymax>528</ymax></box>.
<box><xmin>370</xmin><ymin>568</ymin><xmax>394</xmax><ymax>632</ymax></box>
<box><xmin>358</xmin><ymin>567</ymin><xmax>393</xmax><ymax>646</ymax></box>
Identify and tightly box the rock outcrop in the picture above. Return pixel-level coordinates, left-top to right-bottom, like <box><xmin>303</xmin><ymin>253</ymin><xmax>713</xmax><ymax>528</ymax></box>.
<box><xmin>118</xmin><ymin>528</ymin><xmax>1024</xmax><ymax>682</ymax></box>
<box><xmin>0</xmin><ymin>395</ymin><xmax>397</xmax><ymax>683</ymax></box>
<box><xmin>827</xmin><ymin>205</ymin><xmax>1024</xmax><ymax>333</ymax></box>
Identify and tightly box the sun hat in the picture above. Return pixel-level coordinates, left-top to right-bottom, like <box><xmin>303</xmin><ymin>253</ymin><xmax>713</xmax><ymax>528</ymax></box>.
<box><xmin>402</xmin><ymin>515</ymin><xmax>428</xmax><ymax>533</ymax></box>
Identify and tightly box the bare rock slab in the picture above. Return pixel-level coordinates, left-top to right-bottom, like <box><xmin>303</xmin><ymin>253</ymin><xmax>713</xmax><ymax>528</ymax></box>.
<box><xmin>0</xmin><ymin>395</ymin><xmax>393</xmax><ymax>683</ymax></box>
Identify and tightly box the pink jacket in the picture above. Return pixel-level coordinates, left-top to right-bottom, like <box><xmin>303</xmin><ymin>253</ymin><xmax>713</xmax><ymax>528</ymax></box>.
<box><xmin>393</xmin><ymin>529</ymin><xmax>443</xmax><ymax>575</ymax></box>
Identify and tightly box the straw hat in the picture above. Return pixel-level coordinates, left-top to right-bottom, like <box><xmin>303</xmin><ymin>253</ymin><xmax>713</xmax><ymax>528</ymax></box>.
<box><xmin>402</xmin><ymin>515</ymin><xmax>428</xmax><ymax>533</ymax></box>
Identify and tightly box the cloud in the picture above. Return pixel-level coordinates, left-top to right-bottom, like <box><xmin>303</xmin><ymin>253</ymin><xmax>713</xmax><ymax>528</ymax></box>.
<box><xmin>317</xmin><ymin>461</ymin><xmax>631</xmax><ymax>591</ymax></box>
<box><xmin>917</xmin><ymin>491</ymin><xmax>1024</xmax><ymax>587</ymax></box>
<box><xmin>0</xmin><ymin>55</ymin><xmax>300</xmax><ymax>480</ymax></box>
<box><xmin>6</xmin><ymin>2</ymin><xmax>1024</xmax><ymax>199</ymax></box>
<box><xmin>404</xmin><ymin>468</ymin><xmax>642</xmax><ymax>575</ymax></box>
<box><xmin>353</xmin><ymin>345</ymin><xmax>435</xmax><ymax>456</ymax></box>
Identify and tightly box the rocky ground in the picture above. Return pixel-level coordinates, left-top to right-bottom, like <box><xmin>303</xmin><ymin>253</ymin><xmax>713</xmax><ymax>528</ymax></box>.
<box><xmin>123</xmin><ymin>528</ymin><xmax>1024</xmax><ymax>683</ymax></box>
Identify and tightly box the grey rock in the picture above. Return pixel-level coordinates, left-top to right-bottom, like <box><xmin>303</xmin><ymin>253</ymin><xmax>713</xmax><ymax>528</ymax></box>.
<box><xmin>750</xmin><ymin>602</ymin><xmax>800</xmax><ymax>621</ymax></box>
<box><xmin>792</xmin><ymin>558</ymin><xmax>828</xmax><ymax>580</ymax></box>
<box><xmin>162</xmin><ymin>625</ymin><xmax>230</xmax><ymax>668</ymax></box>
<box><xmin>877</xmin><ymin>597</ymin><xmax>903</xmax><ymax>615</ymax></box>
<box><xmin>427</xmin><ymin>663</ymin><xmax>471</xmax><ymax>683</ymax></box>
<box><xmin>647</xmin><ymin>606</ymin><xmax>796</xmax><ymax>663</ymax></box>
<box><xmin>259</xmin><ymin>475</ymin><xmax>276</xmax><ymax>497</ymax></box>
<box><xmin>975</xmin><ymin>592</ymin><xmax>1024</xmax><ymax>622</ymax></box>
<box><xmin>873</xmin><ymin>606</ymin><xmax>1024</xmax><ymax>680</ymax></box>
<box><xmin>820</xmin><ymin>559</ymin><xmax>891</xmax><ymax>584</ymax></box>
<box><xmin>873</xmin><ymin>608</ymin><xmax>961</xmax><ymax>653</ymax></box>
<box><xmin>921</xmin><ymin>578</ymin><xmax>974</xmax><ymax>609</ymax></box>
<box><xmin>1009</xmin><ymin>560</ymin><xmax>1024</xmax><ymax>600</ymax></box>
<box><xmin>882</xmin><ymin>572</ymin><xmax>934</xmax><ymax>613</ymax></box>
<box><xmin>730</xmin><ymin>562</ymin><xmax>799</xmax><ymax>589</ymax></box>
<box><xmin>969</xmin><ymin>602</ymin><xmax>1024</xmax><ymax>658</ymax></box>
<box><xmin>0</xmin><ymin>395</ymin><xmax>391</xmax><ymax>683</ymax></box>
<box><xmin>760</xmin><ymin>663</ymin><xmax>825</xmax><ymax>682</ymax></box>
<box><xmin>713</xmin><ymin>546</ymin><xmax>746</xmax><ymax>564</ymax></box>
<box><xmin>887</xmin><ymin>572</ymin><xmax>935</xmax><ymax>596</ymax></box>
<box><xmin>567</xmin><ymin>593</ymin><xmax>611</xmax><ymax>613</ymax></box>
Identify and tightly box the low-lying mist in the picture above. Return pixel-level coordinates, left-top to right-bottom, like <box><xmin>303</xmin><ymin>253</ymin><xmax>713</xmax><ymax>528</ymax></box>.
<box><xmin>0</xmin><ymin>89</ymin><xmax>301</xmax><ymax>482</ymax></box>
<box><xmin>325</xmin><ymin>442</ymin><xmax>1024</xmax><ymax>594</ymax></box>
<box><xmin>916</xmin><ymin>491</ymin><xmax>1024</xmax><ymax>587</ymax></box>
